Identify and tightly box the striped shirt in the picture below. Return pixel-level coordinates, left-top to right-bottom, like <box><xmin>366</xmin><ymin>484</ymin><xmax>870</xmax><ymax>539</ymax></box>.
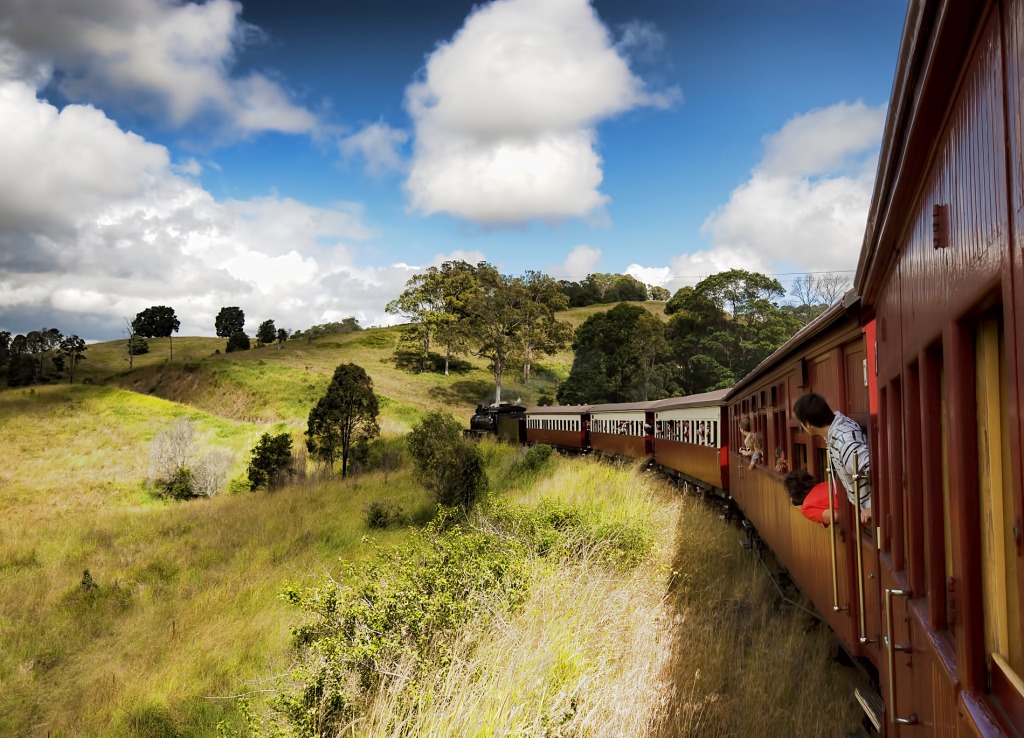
<box><xmin>827</xmin><ymin>411</ymin><xmax>871</xmax><ymax>509</ymax></box>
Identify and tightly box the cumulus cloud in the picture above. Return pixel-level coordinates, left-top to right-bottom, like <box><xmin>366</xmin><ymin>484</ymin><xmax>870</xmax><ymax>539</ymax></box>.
<box><xmin>339</xmin><ymin>120</ymin><xmax>410</xmax><ymax>176</ymax></box>
<box><xmin>404</xmin><ymin>0</ymin><xmax>679</xmax><ymax>224</ymax></box>
<box><xmin>547</xmin><ymin>245</ymin><xmax>602</xmax><ymax>280</ymax></box>
<box><xmin>651</xmin><ymin>101</ymin><xmax>885</xmax><ymax>294</ymax></box>
<box><xmin>0</xmin><ymin>0</ymin><xmax>318</xmax><ymax>136</ymax></box>
<box><xmin>0</xmin><ymin>75</ymin><xmax>446</xmax><ymax>340</ymax></box>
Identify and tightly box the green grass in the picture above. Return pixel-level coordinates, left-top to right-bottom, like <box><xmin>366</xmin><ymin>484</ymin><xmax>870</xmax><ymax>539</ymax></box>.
<box><xmin>0</xmin><ymin>307</ymin><xmax>863</xmax><ymax>736</ymax></box>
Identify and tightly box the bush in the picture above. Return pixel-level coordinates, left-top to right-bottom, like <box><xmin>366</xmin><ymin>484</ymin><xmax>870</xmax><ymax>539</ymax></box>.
<box><xmin>128</xmin><ymin>335</ymin><xmax>149</xmax><ymax>355</ymax></box>
<box><xmin>149</xmin><ymin>418</ymin><xmax>231</xmax><ymax>499</ymax></box>
<box><xmin>363</xmin><ymin>499</ymin><xmax>404</xmax><ymax>529</ymax></box>
<box><xmin>277</xmin><ymin>517</ymin><xmax>527</xmax><ymax>734</ymax></box>
<box><xmin>519</xmin><ymin>444</ymin><xmax>553</xmax><ymax>474</ymax></box>
<box><xmin>226</xmin><ymin>332</ymin><xmax>251</xmax><ymax>353</ymax></box>
<box><xmin>247</xmin><ymin>432</ymin><xmax>294</xmax><ymax>491</ymax></box>
<box><xmin>407</xmin><ymin>411</ymin><xmax>488</xmax><ymax>509</ymax></box>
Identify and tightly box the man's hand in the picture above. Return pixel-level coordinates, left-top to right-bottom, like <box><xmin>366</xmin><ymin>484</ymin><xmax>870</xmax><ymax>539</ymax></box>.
<box><xmin>860</xmin><ymin>507</ymin><xmax>872</xmax><ymax>525</ymax></box>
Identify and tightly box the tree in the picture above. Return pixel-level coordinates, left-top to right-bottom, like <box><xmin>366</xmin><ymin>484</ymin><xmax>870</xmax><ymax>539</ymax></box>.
<box><xmin>649</xmin><ymin>285</ymin><xmax>671</xmax><ymax>301</ymax></box>
<box><xmin>787</xmin><ymin>272</ymin><xmax>852</xmax><ymax>325</ymax></box>
<box><xmin>133</xmin><ymin>306</ymin><xmax>180</xmax><ymax>359</ymax></box>
<box><xmin>123</xmin><ymin>317</ymin><xmax>146</xmax><ymax>370</ymax></box>
<box><xmin>665</xmin><ymin>269</ymin><xmax>801</xmax><ymax>394</ymax></box>
<box><xmin>256</xmin><ymin>319</ymin><xmax>277</xmax><ymax>347</ymax></box>
<box><xmin>215</xmin><ymin>306</ymin><xmax>245</xmax><ymax>338</ymax></box>
<box><xmin>432</xmin><ymin>261</ymin><xmax>480</xmax><ymax>375</ymax></box>
<box><xmin>0</xmin><ymin>330</ymin><xmax>9</xmax><ymax>372</ymax></box>
<box><xmin>517</xmin><ymin>270</ymin><xmax>572</xmax><ymax>383</ymax></box>
<box><xmin>465</xmin><ymin>264</ymin><xmax>528</xmax><ymax>405</ymax></box>
<box><xmin>556</xmin><ymin>303</ymin><xmax>671</xmax><ymax>404</ymax></box>
<box><xmin>276</xmin><ymin>328</ymin><xmax>289</xmax><ymax>348</ymax></box>
<box><xmin>406</xmin><ymin>411</ymin><xmax>488</xmax><ymax>510</ymax></box>
<box><xmin>247</xmin><ymin>432</ymin><xmax>294</xmax><ymax>490</ymax></box>
<box><xmin>306</xmin><ymin>363</ymin><xmax>380</xmax><ymax>478</ymax></box>
<box><xmin>226</xmin><ymin>332</ymin><xmax>250</xmax><ymax>353</ymax></box>
<box><xmin>387</xmin><ymin>271</ymin><xmax>446</xmax><ymax>372</ymax></box>
<box><xmin>59</xmin><ymin>335</ymin><xmax>87</xmax><ymax>384</ymax></box>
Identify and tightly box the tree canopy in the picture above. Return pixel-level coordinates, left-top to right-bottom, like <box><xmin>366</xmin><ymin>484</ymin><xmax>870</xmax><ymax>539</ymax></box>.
<box><xmin>133</xmin><ymin>306</ymin><xmax>180</xmax><ymax>358</ymax></box>
<box><xmin>256</xmin><ymin>319</ymin><xmax>277</xmax><ymax>347</ymax></box>
<box><xmin>305</xmin><ymin>363</ymin><xmax>380</xmax><ymax>479</ymax></box>
<box><xmin>215</xmin><ymin>306</ymin><xmax>245</xmax><ymax>338</ymax></box>
<box><xmin>665</xmin><ymin>269</ymin><xmax>801</xmax><ymax>394</ymax></box>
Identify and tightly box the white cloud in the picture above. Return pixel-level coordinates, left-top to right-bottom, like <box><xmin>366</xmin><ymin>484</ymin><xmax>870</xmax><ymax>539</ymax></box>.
<box><xmin>0</xmin><ymin>77</ymin><xmax>450</xmax><ymax>339</ymax></box>
<box><xmin>548</xmin><ymin>244</ymin><xmax>602</xmax><ymax>279</ymax></box>
<box><xmin>625</xmin><ymin>264</ymin><xmax>671</xmax><ymax>287</ymax></box>
<box><xmin>0</xmin><ymin>0</ymin><xmax>318</xmax><ymax>136</ymax></box>
<box><xmin>404</xmin><ymin>0</ymin><xmax>678</xmax><ymax>224</ymax></box>
<box><xmin>649</xmin><ymin>101</ymin><xmax>886</xmax><ymax>291</ymax></box>
<box><xmin>339</xmin><ymin>120</ymin><xmax>410</xmax><ymax>175</ymax></box>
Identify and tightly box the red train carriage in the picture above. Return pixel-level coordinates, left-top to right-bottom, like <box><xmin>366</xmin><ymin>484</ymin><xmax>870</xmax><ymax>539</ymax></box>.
<box><xmin>857</xmin><ymin>0</ymin><xmax>1024</xmax><ymax>733</ymax></box>
<box><xmin>725</xmin><ymin>296</ymin><xmax>877</xmax><ymax>677</ymax></box>
<box><xmin>588</xmin><ymin>401</ymin><xmax>655</xmax><ymax>459</ymax></box>
<box><xmin>524</xmin><ymin>405</ymin><xmax>591</xmax><ymax>450</ymax></box>
<box><xmin>650</xmin><ymin>390</ymin><xmax>730</xmax><ymax>494</ymax></box>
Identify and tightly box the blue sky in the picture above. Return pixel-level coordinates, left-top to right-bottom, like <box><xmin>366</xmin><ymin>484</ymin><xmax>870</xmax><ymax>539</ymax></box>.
<box><xmin>0</xmin><ymin>0</ymin><xmax>906</xmax><ymax>340</ymax></box>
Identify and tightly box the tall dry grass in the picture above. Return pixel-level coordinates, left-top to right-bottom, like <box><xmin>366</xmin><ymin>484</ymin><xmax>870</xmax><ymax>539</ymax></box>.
<box><xmin>324</xmin><ymin>456</ymin><xmax>863</xmax><ymax>738</ymax></box>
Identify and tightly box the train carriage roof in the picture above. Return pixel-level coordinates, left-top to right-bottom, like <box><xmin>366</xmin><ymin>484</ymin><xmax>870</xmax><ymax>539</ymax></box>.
<box><xmin>855</xmin><ymin>0</ymin><xmax>981</xmax><ymax>307</ymax></box>
<box><xmin>523</xmin><ymin>404</ymin><xmax>592</xmax><ymax>415</ymax></box>
<box><xmin>725</xmin><ymin>292</ymin><xmax>860</xmax><ymax>399</ymax></box>
<box><xmin>649</xmin><ymin>389</ymin><xmax>730</xmax><ymax>411</ymax></box>
<box><xmin>588</xmin><ymin>401</ymin><xmax>657</xmax><ymax>413</ymax></box>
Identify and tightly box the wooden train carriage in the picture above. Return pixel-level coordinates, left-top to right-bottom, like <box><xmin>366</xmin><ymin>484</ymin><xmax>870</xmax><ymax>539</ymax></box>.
<box><xmin>650</xmin><ymin>390</ymin><xmax>730</xmax><ymax>492</ymax></box>
<box><xmin>857</xmin><ymin>1</ymin><xmax>1024</xmax><ymax>733</ymax></box>
<box><xmin>524</xmin><ymin>405</ymin><xmax>591</xmax><ymax>449</ymax></box>
<box><xmin>588</xmin><ymin>402</ymin><xmax>655</xmax><ymax>459</ymax></box>
<box><xmin>725</xmin><ymin>296</ymin><xmax>873</xmax><ymax>667</ymax></box>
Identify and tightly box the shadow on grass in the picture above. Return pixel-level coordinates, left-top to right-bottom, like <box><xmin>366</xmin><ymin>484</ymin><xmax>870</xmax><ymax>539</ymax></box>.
<box><xmin>427</xmin><ymin>379</ymin><xmax>494</xmax><ymax>406</ymax></box>
<box><xmin>391</xmin><ymin>350</ymin><xmax>475</xmax><ymax>375</ymax></box>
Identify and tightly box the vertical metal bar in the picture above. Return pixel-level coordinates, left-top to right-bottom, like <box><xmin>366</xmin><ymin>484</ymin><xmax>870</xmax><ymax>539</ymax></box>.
<box><xmin>826</xmin><ymin>456</ymin><xmax>843</xmax><ymax>612</ymax></box>
<box><xmin>853</xmin><ymin>452</ymin><xmax>873</xmax><ymax>643</ymax></box>
<box><xmin>885</xmin><ymin>587</ymin><xmax>917</xmax><ymax>726</ymax></box>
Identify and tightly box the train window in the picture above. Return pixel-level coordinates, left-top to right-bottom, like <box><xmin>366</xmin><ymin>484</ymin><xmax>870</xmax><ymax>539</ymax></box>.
<box><xmin>815</xmin><ymin>447</ymin><xmax>828</xmax><ymax>483</ymax></box>
<box><xmin>975</xmin><ymin>312</ymin><xmax>1022</xmax><ymax>680</ymax></box>
<box><xmin>793</xmin><ymin>441</ymin><xmax>807</xmax><ymax>475</ymax></box>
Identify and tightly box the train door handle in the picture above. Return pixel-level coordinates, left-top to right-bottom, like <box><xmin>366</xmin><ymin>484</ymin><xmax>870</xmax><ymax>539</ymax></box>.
<box><xmin>884</xmin><ymin>587</ymin><xmax>918</xmax><ymax>726</ymax></box>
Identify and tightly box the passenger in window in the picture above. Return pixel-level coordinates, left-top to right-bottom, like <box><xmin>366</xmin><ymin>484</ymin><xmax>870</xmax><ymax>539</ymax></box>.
<box><xmin>746</xmin><ymin>432</ymin><xmax>764</xmax><ymax>469</ymax></box>
<box><xmin>738</xmin><ymin>415</ymin><xmax>753</xmax><ymax>457</ymax></box>
<box><xmin>774</xmin><ymin>447</ymin><xmax>788</xmax><ymax>474</ymax></box>
<box><xmin>793</xmin><ymin>393</ymin><xmax>872</xmax><ymax>525</ymax></box>
<box><xmin>783</xmin><ymin>470</ymin><xmax>839</xmax><ymax>527</ymax></box>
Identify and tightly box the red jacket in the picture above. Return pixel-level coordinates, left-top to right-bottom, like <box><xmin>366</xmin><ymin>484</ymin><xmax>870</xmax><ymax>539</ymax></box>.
<box><xmin>801</xmin><ymin>482</ymin><xmax>840</xmax><ymax>526</ymax></box>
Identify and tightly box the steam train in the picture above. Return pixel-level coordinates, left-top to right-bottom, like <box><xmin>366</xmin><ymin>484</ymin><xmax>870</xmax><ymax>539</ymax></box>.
<box><xmin>473</xmin><ymin>2</ymin><xmax>1024</xmax><ymax>734</ymax></box>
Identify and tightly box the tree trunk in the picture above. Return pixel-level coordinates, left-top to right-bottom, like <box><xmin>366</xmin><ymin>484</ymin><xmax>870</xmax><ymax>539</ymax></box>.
<box><xmin>493</xmin><ymin>357</ymin><xmax>503</xmax><ymax>405</ymax></box>
<box><xmin>444</xmin><ymin>345</ymin><xmax>450</xmax><ymax>376</ymax></box>
<box><xmin>522</xmin><ymin>345</ymin><xmax>533</xmax><ymax>383</ymax></box>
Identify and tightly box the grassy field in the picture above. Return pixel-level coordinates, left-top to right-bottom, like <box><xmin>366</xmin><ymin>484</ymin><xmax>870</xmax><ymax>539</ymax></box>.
<box><xmin>0</xmin><ymin>310</ymin><xmax>866</xmax><ymax>737</ymax></box>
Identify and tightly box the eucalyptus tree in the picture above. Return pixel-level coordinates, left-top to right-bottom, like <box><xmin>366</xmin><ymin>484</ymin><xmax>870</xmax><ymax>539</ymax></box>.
<box><xmin>517</xmin><ymin>270</ymin><xmax>571</xmax><ymax>383</ymax></box>
<box><xmin>59</xmin><ymin>335</ymin><xmax>87</xmax><ymax>384</ymax></box>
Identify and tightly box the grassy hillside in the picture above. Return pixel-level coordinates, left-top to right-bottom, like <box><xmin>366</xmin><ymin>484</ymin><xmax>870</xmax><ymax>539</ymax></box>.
<box><xmin>0</xmin><ymin>307</ymin><xmax>866</xmax><ymax>737</ymax></box>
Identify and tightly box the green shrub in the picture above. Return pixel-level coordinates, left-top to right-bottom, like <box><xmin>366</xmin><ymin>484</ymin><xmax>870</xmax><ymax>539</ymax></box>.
<box><xmin>160</xmin><ymin>468</ymin><xmax>196</xmax><ymax>500</ymax></box>
<box><xmin>519</xmin><ymin>444</ymin><xmax>553</xmax><ymax>474</ymax></box>
<box><xmin>277</xmin><ymin>516</ymin><xmax>527</xmax><ymax>735</ymax></box>
<box><xmin>225</xmin><ymin>332</ymin><xmax>250</xmax><ymax>353</ymax></box>
<box><xmin>407</xmin><ymin>411</ymin><xmax>488</xmax><ymax>510</ymax></box>
<box><xmin>247</xmin><ymin>432</ymin><xmax>293</xmax><ymax>491</ymax></box>
<box><xmin>362</xmin><ymin>499</ymin><xmax>404</xmax><ymax>529</ymax></box>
